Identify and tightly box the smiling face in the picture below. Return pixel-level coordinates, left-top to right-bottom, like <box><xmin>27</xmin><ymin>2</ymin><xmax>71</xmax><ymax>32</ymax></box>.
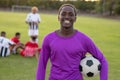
<box><xmin>58</xmin><ymin>5</ymin><xmax>76</xmax><ymax>29</ymax></box>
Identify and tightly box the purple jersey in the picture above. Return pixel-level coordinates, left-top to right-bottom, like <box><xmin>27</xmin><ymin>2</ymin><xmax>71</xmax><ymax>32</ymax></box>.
<box><xmin>36</xmin><ymin>30</ymin><xmax>108</xmax><ymax>80</ymax></box>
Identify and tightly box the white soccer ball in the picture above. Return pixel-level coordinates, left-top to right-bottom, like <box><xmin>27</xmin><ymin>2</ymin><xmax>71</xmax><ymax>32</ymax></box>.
<box><xmin>79</xmin><ymin>56</ymin><xmax>101</xmax><ymax>77</ymax></box>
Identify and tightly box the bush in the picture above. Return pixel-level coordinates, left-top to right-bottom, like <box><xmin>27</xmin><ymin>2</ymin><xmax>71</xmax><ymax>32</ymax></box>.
<box><xmin>0</xmin><ymin>0</ymin><xmax>96</xmax><ymax>13</ymax></box>
<box><xmin>114</xmin><ymin>3</ymin><xmax>120</xmax><ymax>15</ymax></box>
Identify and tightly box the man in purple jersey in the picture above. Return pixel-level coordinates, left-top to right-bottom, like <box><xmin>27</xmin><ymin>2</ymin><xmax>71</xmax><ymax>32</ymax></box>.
<box><xmin>36</xmin><ymin>4</ymin><xmax>108</xmax><ymax>80</ymax></box>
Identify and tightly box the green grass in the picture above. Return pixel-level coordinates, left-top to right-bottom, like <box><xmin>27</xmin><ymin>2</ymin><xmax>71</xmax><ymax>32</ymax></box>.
<box><xmin>0</xmin><ymin>11</ymin><xmax>120</xmax><ymax>80</ymax></box>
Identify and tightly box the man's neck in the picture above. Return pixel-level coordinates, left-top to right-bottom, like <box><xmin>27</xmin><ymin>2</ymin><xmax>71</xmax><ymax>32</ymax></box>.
<box><xmin>59</xmin><ymin>27</ymin><xmax>75</xmax><ymax>37</ymax></box>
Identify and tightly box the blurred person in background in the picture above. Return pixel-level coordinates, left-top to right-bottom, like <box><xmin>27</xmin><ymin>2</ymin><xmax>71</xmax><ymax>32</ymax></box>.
<box><xmin>11</xmin><ymin>32</ymin><xmax>24</xmax><ymax>54</ymax></box>
<box><xmin>0</xmin><ymin>31</ymin><xmax>15</xmax><ymax>57</ymax></box>
<box><xmin>25</xmin><ymin>6</ymin><xmax>41</xmax><ymax>43</ymax></box>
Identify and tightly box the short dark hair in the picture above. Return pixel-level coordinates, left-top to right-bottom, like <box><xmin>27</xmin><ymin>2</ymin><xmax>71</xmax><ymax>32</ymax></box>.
<box><xmin>15</xmin><ymin>32</ymin><xmax>20</xmax><ymax>36</ymax></box>
<box><xmin>58</xmin><ymin>4</ymin><xmax>77</xmax><ymax>16</ymax></box>
<box><xmin>1</xmin><ymin>31</ymin><xmax>6</xmax><ymax>36</ymax></box>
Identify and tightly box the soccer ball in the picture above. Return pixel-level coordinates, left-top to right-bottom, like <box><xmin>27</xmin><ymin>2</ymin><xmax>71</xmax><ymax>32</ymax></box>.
<box><xmin>79</xmin><ymin>56</ymin><xmax>101</xmax><ymax>77</ymax></box>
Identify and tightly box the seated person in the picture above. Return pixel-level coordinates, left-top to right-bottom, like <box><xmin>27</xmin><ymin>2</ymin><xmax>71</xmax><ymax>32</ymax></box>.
<box><xmin>11</xmin><ymin>32</ymin><xmax>24</xmax><ymax>54</ymax></box>
<box><xmin>0</xmin><ymin>31</ymin><xmax>15</xmax><ymax>57</ymax></box>
<box><xmin>20</xmin><ymin>36</ymin><xmax>40</xmax><ymax>60</ymax></box>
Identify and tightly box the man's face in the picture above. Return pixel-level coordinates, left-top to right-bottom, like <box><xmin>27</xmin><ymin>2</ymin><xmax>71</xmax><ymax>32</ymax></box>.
<box><xmin>58</xmin><ymin>6</ymin><xmax>76</xmax><ymax>29</ymax></box>
<box><xmin>1</xmin><ymin>33</ymin><xmax>6</xmax><ymax>37</ymax></box>
<box><xmin>16</xmin><ymin>35</ymin><xmax>20</xmax><ymax>39</ymax></box>
<box><xmin>32</xmin><ymin>9</ymin><xmax>37</xmax><ymax>14</ymax></box>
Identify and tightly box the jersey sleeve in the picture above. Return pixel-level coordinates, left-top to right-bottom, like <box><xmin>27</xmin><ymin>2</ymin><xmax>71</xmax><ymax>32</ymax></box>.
<box><xmin>36</xmin><ymin>36</ymin><xmax>50</xmax><ymax>80</ymax></box>
<box><xmin>25</xmin><ymin>42</ymin><xmax>29</xmax><ymax>46</ymax></box>
<box><xmin>8</xmin><ymin>39</ymin><xmax>14</xmax><ymax>45</ymax></box>
<box><xmin>36</xmin><ymin>43</ymin><xmax>39</xmax><ymax>48</ymax></box>
<box><xmin>38</xmin><ymin>14</ymin><xmax>41</xmax><ymax>22</ymax></box>
<box><xmin>11</xmin><ymin>37</ymin><xmax>19</xmax><ymax>44</ymax></box>
<box><xmin>25</xmin><ymin>13</ymin><xmax>30</xmax><ymax>22</ymax></box>
<box><xmin>84</xmin><ymin>36</ymin><xmax>108</xmax><ymax>80</ymax></box>
<box><xmin>0</xmin><ymin>37</ymin><xmax>4</xmax><ymax>45</ymax></box>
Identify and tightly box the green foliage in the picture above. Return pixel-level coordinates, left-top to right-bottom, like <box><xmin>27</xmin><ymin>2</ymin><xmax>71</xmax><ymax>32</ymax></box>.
<box><xmin>0</xmin><ymin>0</ymin><xmax>96</xmax><ymax>13</ymax></box>
<box><xmin>77</xmin><ymin>1</ymin><xmax>95</xmax><ymax>12</ymax></box>
<box><xmin>96</xmin><ymin>0</ymin><xmax>120</xmax><ymax>15</ymax></box>
<box><xmin>1</xmin><ymin>0</ymin><xmax>120</xmax><ymax>15</ymax></box>
<box><xmin>95</xmin><ymin>1</ymin><xmax>102</xmax><ymax>13</ymax></box>
<box><xmin>114</xmin><ymin>1</ymin><xmax>120</xmax><ymax>15</ymax></box>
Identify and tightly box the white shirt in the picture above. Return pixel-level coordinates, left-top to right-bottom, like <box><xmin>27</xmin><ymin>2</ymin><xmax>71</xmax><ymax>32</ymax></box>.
<box><xmin>26</xmin><ymin>13</ymin><xmax>41</xmax><ymax>23</ymax></box>
<box><xmin>0</xmin><ymin>37</ymin><xmax>14</xmax><ymax>48</ymax></box>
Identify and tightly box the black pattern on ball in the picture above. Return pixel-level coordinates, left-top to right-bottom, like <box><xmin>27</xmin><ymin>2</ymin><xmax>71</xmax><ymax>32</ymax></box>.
<box><xmin>79</xmin><ymin>65</ymin><xmax>82</xmax><ymax>72</ymax></box>
<box><xmin>81</xmin><ymin>56</ymin><xmax>86</xmax><ymax>60</ymax></box>
<box><xmin>86</xmin><ymin>60</ymin><xmax>93</xmax><ymax>67</ymax></box>
<box><xmin>87</xmin><ymin>72</ymin><xmax>94</xmax><ymax>77</ymax></box>
<box><xmin>98</xmin><ymin>64</ymin><xmax>101</xmax><ymax>71</ymax></box>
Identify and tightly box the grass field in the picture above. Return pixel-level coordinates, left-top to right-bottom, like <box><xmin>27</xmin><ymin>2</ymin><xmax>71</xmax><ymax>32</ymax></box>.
<box><xmin>0</xmin><ymin>11</ymin><xmax>120</xmax><ymax>80</ymax></box>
